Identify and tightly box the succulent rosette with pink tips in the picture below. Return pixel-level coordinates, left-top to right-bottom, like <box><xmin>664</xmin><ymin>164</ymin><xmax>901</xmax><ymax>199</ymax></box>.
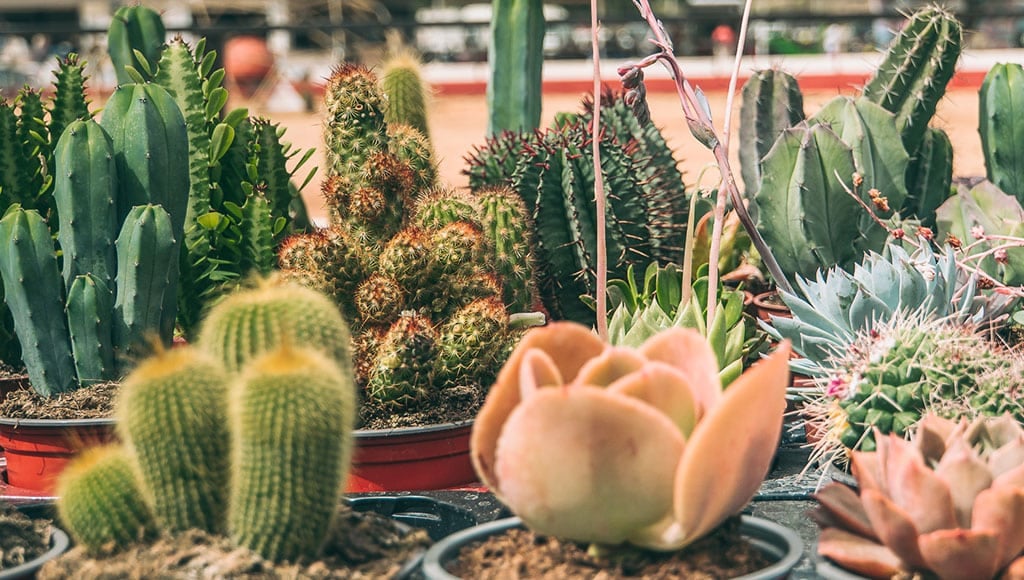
<box><xmin>470</xmin><ymin>321</ymin><xmax>792</xmax><ymax>550</ymax></box>
<box><xmin>815</xmin><ymin>413</ymin><xmax>1024</xmax><ymax>579</ymax></box>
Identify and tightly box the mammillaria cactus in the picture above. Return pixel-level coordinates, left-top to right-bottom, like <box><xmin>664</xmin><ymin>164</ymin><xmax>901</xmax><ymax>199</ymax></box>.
<box><xmin>814</xmin><ymin>414</ymin><xmax>1024</xmax><ymax>579</ymax></box>
<box><xmin>471</xmin><ymin>322</ymin><xmax>791</xmax><ymax>549</ymax></box>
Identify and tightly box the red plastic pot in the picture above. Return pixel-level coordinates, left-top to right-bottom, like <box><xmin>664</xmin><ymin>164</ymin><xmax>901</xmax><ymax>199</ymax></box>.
<box><xmin>0</xmin><ymin>417</ymin><xmax>116</xmax><ymax>496</ymax></box>
<box><xmin>347</xmin><ymin>420</ymin><xmax>478</xmax><ymax>492</ymax></box>
<box><xmin>751</xmin><ymin>290</ymin><xmax>791</xmax><ymax>322</ymax></box>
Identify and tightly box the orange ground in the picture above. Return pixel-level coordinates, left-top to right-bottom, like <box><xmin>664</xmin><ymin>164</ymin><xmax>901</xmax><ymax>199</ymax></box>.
<box><xmin>258</xmin><ymin>86</ymin><xmax>988</xmax><ymax>221</ymax></box>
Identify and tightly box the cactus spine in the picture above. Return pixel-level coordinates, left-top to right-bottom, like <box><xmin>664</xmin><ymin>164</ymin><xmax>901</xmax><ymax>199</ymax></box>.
<box><xmin>488</xmin><ymin>0</ymin><xmax>545</xmax><ymax>134</ymax></box>
<box><xmin>228</xmin><ymin>344</ymin><xmax>356</xmax><ymax>562</ymax></box>
<box><xmin>56</xmin><ymin>445</ymin><xmax>157</xmax><ymax>554</ymax></box>
<box><xmin>107</xmin><ymin>4</ymin><xmax>166</xmax><ymax>84</ymax></box>
<box><xmin>739</xmin><ymin>69</ymin><xmax>805</xmax><ymax>194</ymax></box>
<box><xmin>979</xmin><ymin>62</ymin><xmax>1024</xmax><ymax>202</ymax></box>
<box><xmin>116</xmin><ymin>346</ymin><xmax>230</xmax><ymax>534</ymax></box>
<box><xmin>861</xmin><ymin>5</ymin><xmax>962</xmax><ymax>156</ymax></box>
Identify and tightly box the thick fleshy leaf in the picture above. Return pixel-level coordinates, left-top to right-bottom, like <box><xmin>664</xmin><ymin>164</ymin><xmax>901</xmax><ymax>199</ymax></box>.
<box><xmin>934</xmin><ymin>438</ymin><xmax>993</xmax><ymax>528</ymax></box>
<box><xmin>1002</xmin><ymin>555</ymin><xmax>1024</xmax><ymax>579</ymax></box>
<box><xmin>572</xmin><ymin>347</ymin><xmax>648</xmax><ymax>388</ymax></box>
<box><xmin>915</xmin><ymin>414</ymin><xmax>956</xmax><ymax>465</ymax></box>
<box><xmin>918</xmin><ymin>528</ymin><xmax>1001</xmax><ymax>580</ymax></box>
<box><xmin>471</xmin><ymin>322</ymin><xmax>605</xmax><ymax>490</ymax></box>
<box><xmin>816</xmin><ymin>528</ymin><xmax>903</xmax><ymax>579</ymax></box>
<box><xmin>492</xmin><ymin>386</ymin><xmax>684</xmax><ymax>545</ymax></box>
<box><xmin>982</xmin><ymin>413</ymin><xmax>1024</xmax><ymax>448</ymax></box>
<box><xmin>860</xmin><ymin>489</ymin><xmax>928</xmax><ymax>570</ymax></box>
<box><xmin>995</xmin><ymin>463</ymin><xmax>1024</xmax><ymax>488</ymax></box>
<box><xmin>608</xmin><ymin>362</ymin><xmax>699</xmax><ymax>437</ymax></box>
<box><xmin>813</xmin><ymin>483</ymin><xmax>879</xmax><ymax>541</ymax></box>
<box><xmin>639</xmin><ymin>327</ymin><xmax>722</xmax><ymax>412</ymax></box>
<box><xmin>888</xmin><ymin>446</ymin><xmax>959</xmax><ymax>535</ymax></box>
<box><xmin>881</xmin><ymin>434</ymin><xmax>926</xmax><ymax>501</ymax></box>
<box><xmin>971</xmin><ymin>485</ymin><xmax>1024</xmax><ymax>571</ymax></box>
<box><xmin>989</xmin><ymin>436</ymin><xmax>1024</xmax><ymax>479</ymax></box>
<box><xmin>852</xmin><ymin>451</ymin><xmax>883</xmax><ymax>494</ymax></box>
<box><xmin>518</xmin><ymin>348</ymin><xmax>564</xmax><ymax>399</ymax></box>
<box><xmin>674</xmin><ymin>341</ymin><xmax>790</xmax><ymax>542</ymax></box>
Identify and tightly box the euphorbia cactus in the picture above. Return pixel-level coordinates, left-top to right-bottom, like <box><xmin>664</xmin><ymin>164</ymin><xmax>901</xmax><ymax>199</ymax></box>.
<box><xmin>471</xmin><ymin>322</ymin><xmax>791</xmax><ymax>549</ymax></box>
<box><xmin>814</xmin><ymin>414</ymin><xmax>1024</xmax><ymax>579</ymax></box>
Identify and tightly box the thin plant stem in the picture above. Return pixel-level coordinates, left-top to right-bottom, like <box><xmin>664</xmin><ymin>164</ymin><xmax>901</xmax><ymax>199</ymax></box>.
<box><xmin>592</xmin><ymin>0</ymin><xmax>608</xmax><ymax>340</ymax></box>
<box><xmin>706</xmin><ymin>0</ymin><xmax>753</xmax><ymax>330</ymax></box>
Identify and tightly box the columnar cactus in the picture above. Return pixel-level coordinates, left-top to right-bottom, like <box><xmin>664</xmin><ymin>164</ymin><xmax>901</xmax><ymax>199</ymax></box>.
<box><xmin>323</xmin><ymin>63</ymin><xmax>389</xmax><ymax>179</ymax></box>
<box><xmin>979</xmin><ymin>62</ymin><xmax>1024</xmax><ymax>202</ymax></box>
<box><xmin>381</xmin><ymin>51</ymin><xmax>431</xmax><ymax>139</ymax></box>
<box><xmin>107</xmin><ymin>4</ymin><xmax>166</xmax><ymax>84</ymax></box>
<box><xmin>488</xmin><ymin>0</ymin><xmax>545</xmax><ymax>134</ymax></box>
<box><xmin>903</xmin><ymin>126</ymin><xmax>954</xmax><ymax>226</ymax></box>
<box><xmin>738</xmin><ymin>68</ymin><xmax>805</xmax><ymax>194</ymax></box>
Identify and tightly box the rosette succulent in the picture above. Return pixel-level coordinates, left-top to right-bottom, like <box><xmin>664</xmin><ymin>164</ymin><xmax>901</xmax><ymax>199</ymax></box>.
<box><xmin>470</xmin><ymin>322</ymin><xmax>791</xmax><ymax>550</ymax></box>
<box><xmin>814</xmin><ymin>414</ymin><xmax>1024</xmax><ymax>579</ymax></box>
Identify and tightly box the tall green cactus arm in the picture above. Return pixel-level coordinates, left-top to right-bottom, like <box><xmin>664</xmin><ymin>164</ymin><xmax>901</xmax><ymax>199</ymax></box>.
<box><xmin>903</xmin><ymin>126</ymin><xmax>953</xmax><ymax>226</ymax></box>
<box><xmin>239</xmin><ymin>188</ymin><xmax>277</xmax><ymax>277</ymax></box>
<box><xmin>15</xmin><ymin>87</ymin><xmax>50</xmax><ymax>206</ymax></box>
<box><xmin>66</xmin><ymin>274</ymin><xmax>115</xmax><ymax>386</ymax></box>
<box><xmin>113</xmin><ymin>205</ymin><xmax>180</xmax><ymax>371</ymax></box>
<box><xmin>323</xmin><ymin>64</ymin><xmax>389</xmax><ymax>179</ymax></box>
<box><xmin>861</xmin><ymin>5</ymin><xmax>962</xmax><ymax>155</ymax></box>
<box><xmin>382</xmin><ymin>51</ymin><xmax>431</xmax><ymax>139</ymax></box>
<box><xmin>739</xmin><ymin>69</ymin><xmax>805</xmax><ymax>194</ymax></box>
<box><xmin>0</xmin><ymin>207</ymin><xmax>77</xmax><ymax>396</ymax></box>
<box><xmin>980</xmin><ymin>62</ymin><xmax>1024</xmax><ymax>202</ymax></box>
<box><xmin>49</xmin><ymin>53</ymin><xmax>92</xmax><ymax>147</ymax></box>
<box><xmin>0</xmin><ymin>100</ymin><xmax>36</xmax><ymax>210</ymax></box>
<box><xmin>53</xmin><ymin>119</ymin><xmax>119</xmax><ymax>289</ymax></box>
<box><xmin>488</xmin><ymin>0</ymin><xmax>545</xmax><ymax>135</ymax></box>
<box><xmin>250</xmin><ymin>117</ymin><xmax>307</xmax><ymax>235</ymax></box>
<box><xmin>107</xmin><ymin>5</ymin><xmax>166</xmax><ymax>85</ymax></box>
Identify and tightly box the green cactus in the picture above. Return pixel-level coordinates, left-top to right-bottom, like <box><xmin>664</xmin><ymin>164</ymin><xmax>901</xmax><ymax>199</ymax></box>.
<box><xmin>386</xmin><ymin>123</ymin><xmax>438</xmax><ymax>192</ymax></box>
<box><xmin>197</xmin><ymin>277</ymin><xmax>353</xmax><ymax>377</ymax></box>
<box><xmin>413</xmin><ymin>185</ymin><xmax>482</xmax><ymax>230</ymax></box>
<box><xmin>428</xmin><ymin>221</ymin><xmax>488</xmax><ymax>277</ymax></box>
<box><xmin>980</xmin><ymin>62</ymin><xmax>1024</xmax><ymax>202</ymax></box>
<box><xmin>378</xmin><ymin>226</ymin><xmax>435</xmax><ymax>291</ymax></box>
<box><xmin>936</xmin><ymin>180</ymin><xmax>1024</xmax><ymax>286</ymax></box>
<box><xmin>56</xmin><ymin>445</ymin><xmax>157</xmax><ymax>554</ymax></box>
<box><xmin>488</xmin><ymin>0</ymin><xmax>545</xmax><ymax>134</ymax></box>
<box><xmin>381</xmin><ymin>51</ymin><xmax>431</xmax><ymax>139</ymax></box>
<box><xmin>228</xmin><ymin>344</ymin><xmax>355</xmax><ymax>563</ymax></box>
<box><xmin>366</xmin><ymin>311</ymin><xmax>437</xmax><ymax>408</ymax></box>
<box><xmin>463</xmin><ymin>130</ymin><xmax>537</xmax><ymax>191</ymax></box>
<box><xmin>66</xmin><ymin>274</ymin><xmax>115</xmax><ymax>386</ymax></box>
<box><xmin>107</xmin><ymin>4</ymin><xmax>166</xmax><ymax>84</ymax></box>
<box><xmin>354</xmin><ymin>272</ymin><xmax>406</xmax><ymax>325</ymax></box>
<box><xmin>902</xmin><ymin>126</ymin><xmax>953</xmax><ymax>227</ymax></box>
<box><xmin>0</xmin><ymin>100</ymin><xmax>37</xmax><ymax>212</ymax></box>
<box><xmin>738</xmin><ymin>68</ymin><xmax>806</xmax><ymax>195</ymax></box>
<box><xmin>323</xmin><ymin>63</ymin><xmax>389</xmax><ymax>179</ymax></box>
<box><xmin>434</xmin><ymin>297</ymin><xmax>511</xmax><ymax>389</ymax></box>
<box><xmin>806</xmin><ymin>314</ymin><xmax>1024</xmax><ymax>464</ymax></box>
<box><xmin>475</xmin><ymin>186</ymin><xmax>538</xmax><ymax>313</ymax></box>
<box><xmin>49</xmin><ymin>53</ymin><xmax>91</xmax><ymax>153</ymax></box>
<box><xmin>861</xmin><ymin>5</ymin><xmax>962</xmax><ymax>156</ymax></box>
<box><xmin>116</xmin><ymin>346</ymin><xmax>230</xmax><ymax>535</ymax></box>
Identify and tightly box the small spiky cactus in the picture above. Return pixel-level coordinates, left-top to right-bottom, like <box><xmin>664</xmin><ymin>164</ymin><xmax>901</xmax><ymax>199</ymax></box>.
<box><xmin>804</xmin><ymin>313</ymin><xmax>1024</xmax><ymax>468</ymax></box>
<box><xmin>434</xmin><ymin>297</ymin><xmax>512</xmax><ymax>389</ymax></box>
<box><xmin>381</xmin><ymin>51</ymin><xmax>431</xmax><ymax>139</ymax></box>
<box><xmin>354</xmin><ymin>272</ymin><xmax>406</xmax><ymax>324</ymax></box>
<box><xmin>366</xmin><ymin>312</ymin><xmax>438</xmax><ymax>408</ymax></box>
<box><xmin>323</xmin><ymin>63</ymin><xmax>389</xmax><ymax>180</ymax></box>
<box><xmin>56</xmin><ymin>445</ymin><xmax>157</xmax><ymax>554</ymax></box>
<box><xmin>475</xmin><ymin>186</ymin><xmax>538</xmax><ymax>313</ymax></box>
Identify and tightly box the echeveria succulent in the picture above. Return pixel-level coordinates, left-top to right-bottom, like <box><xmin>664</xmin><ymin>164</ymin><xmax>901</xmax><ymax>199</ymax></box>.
<box><xmin>815</xmin><ymin>414</ymin><xmax>1024</xmax><ymax>579</ymax></box>
<box><xmin>470</xmin><ymin>322</ymin><xmax>791</xmax><ymax>550</ymax></box>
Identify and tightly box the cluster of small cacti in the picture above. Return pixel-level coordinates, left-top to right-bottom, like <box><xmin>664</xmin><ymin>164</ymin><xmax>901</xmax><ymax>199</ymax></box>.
<box><xmin>277</xmin><ymin>64</ymin><xmax>533</xmax><ymax>410</ymax></box>
<box><xmin>0</xmin><ymin>78</ymin><xmax>188</xmax><ymax>397</ymax></box>
<box><xmin>57</xmin><ymin>280</ymin><xmax>357</xmax><ymax>564</ymax></box>
<box><xmin>803</xmin><ymin>313</ymin><xmax>1024</xmax><ymax>468</ymax></box>
<box><xmin>464</xmin><ymin>90</ymin><xmax>689</xmax><ymax>324</ymax></box>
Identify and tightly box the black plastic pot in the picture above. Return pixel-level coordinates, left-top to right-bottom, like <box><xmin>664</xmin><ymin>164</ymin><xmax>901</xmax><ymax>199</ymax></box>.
<box><xmin>815</xmin><ymin>551</ymin><xmax>872</xmax><ymax>579</ymax></box>
<box><xmin>0</xmin><ymin>504</ymin><xmax>70</xmax><ymax>580</ymax></box>
<box><xmin>420</xmin><ymin>515</ymin><xmax>804</xmax><ymax>579</ymax></box>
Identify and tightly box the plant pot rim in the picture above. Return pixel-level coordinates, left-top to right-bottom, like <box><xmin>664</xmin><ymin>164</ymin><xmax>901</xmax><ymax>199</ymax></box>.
<box><xmin>355</xmin><ymin>418</ymin><xmax>473</xmax><ymax>439</ymax></box>
<box><xmin>0</xmin><ymin>515</ymin><xmax>70</xmax><ymax>579</ymax></box>
<box><xmin>0</xmin><ymin>416</ymin><xmax>116</xmax><ymax>428</ymax></box>
<box><xmin>420</xmin><ymin>514</ymin><xmax>804</xmax><ymax>580</ymax></box>
<box><xmin>814</xmin><ymin>549</ymin><xmax>872</xmax><ymax>579</ymax></box>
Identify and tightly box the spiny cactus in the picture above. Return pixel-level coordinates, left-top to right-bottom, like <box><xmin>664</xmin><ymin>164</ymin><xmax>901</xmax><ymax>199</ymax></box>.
<box><xmin>474</xmin><ymin>187</ymin><xmax>538</xmax><ymax>313</ymax></box>
<box><xmin>107</xmin><ymin>4</ymin><xmax>165</xmax><ymax>84</ymax></box>
<box><xmin>463</xmin><ymin>129</ymin><xmax>537</xmax><ymax>191</ymax></box>
<box><xmin>738</xmin><ymin>68</ymin><xmax>805</xmax><ymax>194</ymax></box>
<box><xmin>979</xmin><ymin>62</ymin><xmax>1024</xmax><ymax>202</ymax></box>
<box><xmin>861</xmin><ymin>5</ymin><xmax>962</xmax><ymax>157</ymax></box>
<box><xmin>488</xmin><ymin>0</ymin><xmax>545</xmax><ymax>134</ymax></box>
<box><xmin>902</xmin><ymin>126</ymin><xmax>953</xmax><ymax>227</ymax></box>
<box><xmin>229</xmin><ymin>344</ymin><xmax>356</xmax><ymax>563</ymax></box>
<box><xmin>366</xmin><ymin>311</ymin><xmax>438</xmax><ymax>408</ymax></box>
<box><xmin>116</xmin><ymin>346</ymin><xmax>230</xmax><ymax>534</ymax></box>
<box><xmin>56</xmin><ymin>445</ymin><xmax>157</xmax><ymax>554</ymax></box>
<box><xmin>434</xmin><ymin>296</ymin><xmax>513</xmax><ymax>389</ymax></box>
<box><xmin>381</xmin><ymin>51</ymin><xmax>431</xmax><ymax>139</ymax></box>
<box><xmin>323</xmin><ymin>63</ymin><xmax>389</xmax><ymax>179</ymax></box>
<box><xmin>386</xmin><ymin>123</ymin><xmax>438</xmax><ymax>191</ymax></box>
<box><xmin>804</xmin><ymin>313</ymin><xmax>1024</xmax><ymax>468</ymax></box>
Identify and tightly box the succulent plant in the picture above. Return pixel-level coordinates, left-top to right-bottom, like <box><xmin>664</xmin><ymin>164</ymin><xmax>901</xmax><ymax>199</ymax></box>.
<box><xmin>902</xmin><ymin>126</ymin><xmax>954</xmax><ymax>228</ymax></box>
<box><xmin>980</xmin><ymin>62</ymin><xmax>1024</xmax><ymax>203</ymax></box>
<box><xmin>323</xmin><ymin>63</ymin><xmax>390</xmax><ymax>179</ymax></box>
<box><xmin>381</xmin><ymin>50</ymin><xmax>431</xmax><ymax>139</ymax></box>
<box><xmin>765</xmin><ymin>241</ymin><xmax>1003</xmax><ymax>377</ymax></box>
<box><xmin>937</xmin><ymin>180</ymin><xmax>1024</xmax><ymax>286</ymax></box>
<box><xmin>738</xmin><ymin>68</ymin><xmax>805</xmax><ymax>194</ymax></box>
<box><xmin>488</xmin><ymin>0</ymin><xmax>544</xmax><ymax>134</ymax></box>
<box><xmin>814</xmin><ymin>414</ymin><xmax>1024</xmax><ymax>579</ymax></box>
<box><xmin>472</xmin><ymin>323</ymin><xmax>791</xmax><ymax>549</ymax></box>
<box><xmin>802</xmin><ymin>313</ymin><xmax>1024</xmax><ymax>467</ymax></box>
<box><xmin>107</xmin><ymin>4</ymin><xmax>165</xmax><ymax>84</ymax></box>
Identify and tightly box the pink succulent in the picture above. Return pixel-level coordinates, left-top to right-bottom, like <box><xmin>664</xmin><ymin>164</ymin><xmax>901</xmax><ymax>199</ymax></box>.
<box><xmin>470</xmin><ymin>321</ymin><xmax>792</xmax><ymax>550</ymax></box>
<box><xmin>815</xmin><ymin>413</ymin><xmax>1024</xmax><ymax>579</ymax></box>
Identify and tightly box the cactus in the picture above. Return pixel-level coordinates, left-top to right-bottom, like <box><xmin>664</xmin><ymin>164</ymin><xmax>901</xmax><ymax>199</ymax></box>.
<box><xmin>902</xmin><ymin>126</ymin><xmax>953</xmax><ymax>227</ymax></box>
<box><xmin>386</xmin><ymin>123</ymin><xmax>438</xmax><ymax>191</ymax></box>
<box><xmin>49</xmin><ymin>53</ymin><xmax>91</xmax><ymax>152</ymax></box>
<box><xmin>434</xmin><ymin>297</ymin><xmax>511</xmax><ymax>388</ymax></box>
<box><xmin>354</xmin><ymin>273</ymin><xmax>406</xmax><ymax>324</ymax></box>
<box><xmin>323</xmin><ymin>63</ymin><xmax>389</xmax><ymax>179</ymax></box>
<box><xmin>228</xmin><ymin>344</ymin><xmax>356</xmax><ymax>562</ymax></box>
<box><xmin>107</xmin><ymin>4</ymin><xmax>166</xmax><ymax>84</ymax></box>
<box><xmin>56</xmin><ymin>445</ymin><xmax>157</xmax><ymax>554</ymax></box>
<box><xmin>475</xmin><ymin>186</ymin><xmax>538</xmax><ymax>312</ymax></box>
<box><xmin>116</xmin><ymin>346</ymin><xmax>230</xmax><ymax>534</ymax></box>
<box><xmin>378</xmin><ymin>226</ymin><xmax>435</xmax><ymax>291</ymax></box>
<box><xmin>804</xmin><ymin>314</ymin><xmax>1024</xmax><ymax>466</ymax></box>
<box><xmin>979</xmin><ymin>62</ymin><xmax>1024</xmax><ymax>202</ymax></box>
<box><xmin>463</xmin><ymin>130</ymin><xmax>537</xmax><ymax>191</ymax></box>
<box><xmin>488</xmin><ymin>0</ymin><xmax>545</xmax><ymax>134</ymax></box>
<box><xmin>861</xmin><ymin>5</ymin><xmax>962</xmax><ymax>156</ymax></box>
<box><xmin>739</xmin><ymin>68</ymin><xmax>805</xmax><ymax>194</ymax></box>
<box><xmin>381</xmin><ymin>51</ymin><xmax>431</xmax><ymax>139</ymax></box>
<box><xmin>66</xmin><ymin>275</ymin><xmax>115</xmax><ymax>386</ymax></box>
<box><xmin>413</xmin><ymin>185</ymin><xmax>482</xmax><ymax>229</ymax></box>
<box><xmin>936</xmin><ymin>180</ymin><xmax>1024</xmax><ymax>285</ymax></box>
<box><xmin>197</xmin><ymin>277</ymin><xmax>353</xmax><ymax>377</ymax></box>
<box><xmin>366</xmin><ymin>311</ymin><xmax>437</xmax><ymax>407</ymax></box>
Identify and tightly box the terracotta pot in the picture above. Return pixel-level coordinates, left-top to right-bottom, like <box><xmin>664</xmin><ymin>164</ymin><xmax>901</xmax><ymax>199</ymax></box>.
<box><xmin>347</xmin><ymin>420</ymin><xmax>477</xmax><ymax>492</ymax></box>
<box><xmin>420</xmin><ymin>515</ymin><xmax>804</xmax><ymax>579</ymax></box>
<box><xmin>223</xmin><ymin>35</ymin><xmax>274</xmax><ymax>94</ymax></box>
<box><xmin>752</xmin><ymin>290</ymin><xmax>791</xmax><ymax>322</ymax></box>
<box><xmin>0</xmin><ymin>504</ymin><xmax>70</xmax><ymax>579</ymax></box>
<box><xmin>0</xmin><ymin>417</ymin><xmax>116</xmax><ymax>496</ymax></box>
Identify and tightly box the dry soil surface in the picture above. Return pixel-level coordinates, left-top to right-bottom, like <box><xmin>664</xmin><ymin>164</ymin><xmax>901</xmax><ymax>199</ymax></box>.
<box><xmin>258</xmin><ymin>87</ymin><xmax>987</xmax><ymax>221</ymax></box>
